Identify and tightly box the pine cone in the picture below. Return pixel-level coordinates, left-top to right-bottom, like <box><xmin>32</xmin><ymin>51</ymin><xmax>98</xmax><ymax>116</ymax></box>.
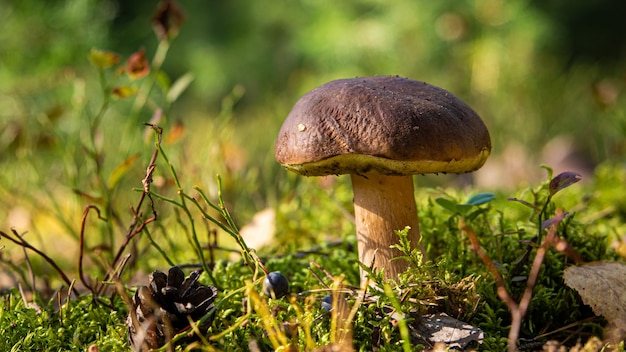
<box><xmin>127</xmin><ymin>266</ymin><xmax>218</xmax><ymax>351</ymax></box>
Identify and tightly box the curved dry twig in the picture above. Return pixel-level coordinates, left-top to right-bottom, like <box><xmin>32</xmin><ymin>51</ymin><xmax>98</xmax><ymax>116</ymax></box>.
<box><xmin>0</xmin><ymin>229</ymin><xmax>81</xmax><ymax>297</ymax></box>
<box><xmin>78</xmin><ymin>205</ymin><xmax>107</xmax><ymax>295</ymax></box>
<box><xmin>461</xmin><ymin>209</ymin><xmax>569</xmax><ymax>352</ymax></box>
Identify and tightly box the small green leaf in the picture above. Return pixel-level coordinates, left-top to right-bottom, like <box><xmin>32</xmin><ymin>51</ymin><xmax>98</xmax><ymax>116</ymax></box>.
<box><xmin>541</xmin><ymin>164</ymin><xmax>554</xmax><ymax>180</ymax></box>
<box><xmin>111</xmin><ymin>85</ymin><xmax>138</xmax><ymax>99</ymax></box>
<box><xmin>107</xmin><ymin>154</ymin><xmax>140</xmax><ymax>189</ymax></box>
<box><xmin>436</xmin><ymin>198</ymin><xmax>458</xmax><ymax>212</ymax></box>
<box><xmin>88</xmin><ymin>48</ymin><xmax>121</xmax><ymax>68</ymax></box>
<box><xmin>465</xmin><ymin>192</ymin><xmax>496</xmax><ymax>206</ymax></box>
<box><xmin>436</xmin><ymin>198</ymin><xmax>472</xmax><ymax>215</ymax></box>
<box><xmin>156</xmin><ymin>70</ymin><xmax>171</xmax><ymax>94</ymax></box>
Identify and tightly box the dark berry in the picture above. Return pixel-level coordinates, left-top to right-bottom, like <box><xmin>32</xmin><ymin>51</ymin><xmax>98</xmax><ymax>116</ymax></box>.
<box><xmin>321</xmin><ymin>294</ymin><xmax>332</xmax><ymax>312</ymax></box>
<box><xmin>262</xmin><ymin>271</ymin><xmax>289</xmax><ymax>299</ymax></box>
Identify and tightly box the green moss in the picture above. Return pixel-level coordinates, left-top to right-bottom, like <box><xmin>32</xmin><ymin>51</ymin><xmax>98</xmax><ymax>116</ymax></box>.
<box><xmin>1</xmin><ymin>163</ymin><xmax>623</xmax><ymax>351</ymax></box>
<box><xmin>0</xmin><ymin>293</ymin><xmax>128</xmax><ymax>352</ymax></box>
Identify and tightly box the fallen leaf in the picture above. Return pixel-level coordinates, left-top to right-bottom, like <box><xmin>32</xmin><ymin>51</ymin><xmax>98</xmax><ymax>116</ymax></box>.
<box><xmin>238</xmin><ymin>208</ymin><xmax>275</xmax><ymax>251</ymax></box>
<box><xmin>563</xmin><ymin>261</ymin><xmax>626</xmax><ymax>341</ymax></box>
<box><xmin>410</xmin><ymin>312</ymin><xmax>483</xmax><ymax>349</ymax></box>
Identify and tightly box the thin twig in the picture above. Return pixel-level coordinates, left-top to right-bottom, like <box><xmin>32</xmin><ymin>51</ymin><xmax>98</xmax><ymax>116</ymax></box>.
<box><xmin>310</xmin><ymin>261</ymin><xmax>336</xmax><ymax>282</ymax></box>
<box><xmin>144</xmin><ymin>226</ymin><xmax>176</xmax><ymax>267</ymax></box>
<box><xmin>21</xmin><ymin>238</ymin><xmax>35</xmax><ymax>292</ymax></box>
<box><xmin>78</xmin><ymin>205</ymin><xmax>107</xmax><ymax>296</ymax></box>
<box><xmin>461</xmin><ymin>209</ymin><xmax>568</xmax><ymax>352</ymax></box>
<box><xmin>102</xmin><ymin>122</ymin><xmax>161</xmax><ymax>293</ymax></box>
<box><xmin>0</xmin><ymin>229</ymin><xmax>80</xmax><ymax>297</ymax></box>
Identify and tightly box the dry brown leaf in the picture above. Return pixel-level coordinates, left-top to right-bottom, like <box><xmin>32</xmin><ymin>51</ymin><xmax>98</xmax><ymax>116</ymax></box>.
<box><xmin>238</xmin><ymin>208</ymin><xmax>275</xmax><ymax>251</ymax></box>
<box><xmin>563</xmin><ymin>261</ymin><xmax>626</xmax><ymax>337</ymax></box>
<box><xmin>410</xmin><ymin>312</ymin><xmax>483</xmax><ymax>349</ymax></box>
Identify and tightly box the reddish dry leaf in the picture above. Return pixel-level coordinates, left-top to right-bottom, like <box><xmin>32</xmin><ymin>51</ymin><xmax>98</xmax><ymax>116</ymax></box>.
<box><xmin>563</xmin><ymin>261</ymin><xmax>626</xmax><ymax>338</ymax></box>
<box><xmin>126</xmin><ymin>48</ymin><xmax>150</xmax><ymax>79</ymax></box>
<box><xmin>152</xmin><ymin>0</ymin><xmax>185</xmax><ymax>41</ymax></box>
<box><xmin>548</xmin><ymin>171</ymin><xmax>582</xmax><ymax>196</ymax></box>
<box><xmin>164</xmin><ymin>121</ymin><xmax>185</xmax><ymax>145</ymax></box>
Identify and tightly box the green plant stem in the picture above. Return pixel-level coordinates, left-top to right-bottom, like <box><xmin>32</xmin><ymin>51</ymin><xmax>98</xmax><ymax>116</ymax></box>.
<box><xmin>156</xmin><ymin>140</ymin><xmax>218</xmax><ymax>287</ymax></box>
<box><xmin>144</xmin><ymin>226</ymin><xmax>175</xmax><ymax>267</ymax></box>
<box><xmin>193</xmin><ymin>186</ymin><xmax>256</xmax><ymax>272</ymax></box>
<box><xmin>88</xmin><ymin>66</ymin><xmax>116</xmax><ymax>248</ymax></box>
<box><xmin>216</xmin><ymin>176</ymin><xmax>241</xmax><ymax>236</ymax></box>
<box><xmin>185</xmin><ymin>194</ymin><xmax>232</xmax><ymax>235</ymax></box>
<box><xmin>384</xmin><ymin>283</ymin><xmax>412</xmax><ymax>352</ymax></box>
<box><xmin>536</xmin><ymin>194</ymin><xmax>553</xmax><ymax>243</ymax></box>
<box><xmin>92</xmin><ymin>67</ymin><xmax>110</xmax><ymax>132</ymax></box>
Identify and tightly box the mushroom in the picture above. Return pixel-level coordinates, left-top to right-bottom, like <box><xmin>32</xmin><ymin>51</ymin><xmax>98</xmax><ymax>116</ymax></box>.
<box><xmin>275</xmin><ymin>76</ymin><xmax>491</xmax><ymax>282</ymax></box>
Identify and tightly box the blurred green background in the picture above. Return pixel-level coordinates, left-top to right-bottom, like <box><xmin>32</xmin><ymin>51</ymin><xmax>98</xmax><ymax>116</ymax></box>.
<box><xmin>1</xmin><ymin>0</ymin><xmax>625</xmax><ymax>282</ymax></box>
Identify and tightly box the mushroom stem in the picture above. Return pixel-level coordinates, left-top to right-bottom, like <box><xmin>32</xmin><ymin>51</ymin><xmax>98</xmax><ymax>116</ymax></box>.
<box><xmin>351</xmin><ymin>173</ymin><xmax>421</xmax><ymax>282</ymax></box>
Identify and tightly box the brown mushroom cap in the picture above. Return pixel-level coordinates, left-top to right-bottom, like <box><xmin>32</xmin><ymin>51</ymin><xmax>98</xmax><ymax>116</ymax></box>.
<box><xmin>275</xmin><ymin>76</ymin><xmax>491</xmax><ymax>176</ymax></box>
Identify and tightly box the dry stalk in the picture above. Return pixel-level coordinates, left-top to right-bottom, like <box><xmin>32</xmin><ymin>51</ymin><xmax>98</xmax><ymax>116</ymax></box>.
<box><xmin>99</xmin><ymin>122</ymin><xmax>162</xmax><ymax>295</ymax></box>
<box><xmin>460</xmin><ymin>209</ymin><xmax>572</xmax><ymax>352</ymax></box>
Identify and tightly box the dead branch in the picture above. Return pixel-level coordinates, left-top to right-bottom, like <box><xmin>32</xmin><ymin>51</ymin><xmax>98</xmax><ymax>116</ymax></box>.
<box><xmin>461</xmin><ymin>209</ymin><xmax>569</xmax><ymax>352</ymax></box>
<box><xmin>100</xmin><ymin>122</ymin><xmax>162</xmax><ymax>295</ymax></box>
<box><xmin>0</xmin><ymin>229</ymin><xmax>81</xmax><ymax>297</ymax></box>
